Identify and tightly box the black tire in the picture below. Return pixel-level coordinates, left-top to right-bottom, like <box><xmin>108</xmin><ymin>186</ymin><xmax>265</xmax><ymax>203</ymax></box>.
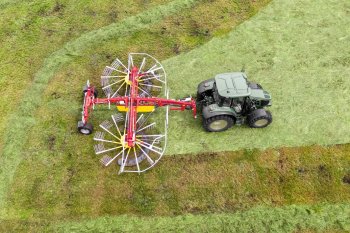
<box><xmin>247</xmin><ymin>109</ymin><xmax>272</xmax><ymax>128</ymax></box>
<box><xmin>77</xmin><ymin>121</ymin><xmax>93</xmax><ymax>135</ymax></box>
<box><xmin>203</xmin><ymin>115</ymin><xmax>234</xmax><ymax>132</ymax></box>
<box><xmin>83</xmin><ymin>85</ymin><xmax>98</xmax><ymax>98</ymax></box>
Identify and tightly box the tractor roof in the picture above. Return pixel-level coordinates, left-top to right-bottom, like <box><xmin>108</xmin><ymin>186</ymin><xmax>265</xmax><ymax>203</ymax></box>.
<box><xmin>214</xmin><ymin>72</ymin><xmax>251</xmax><ymax>98</ymax></box>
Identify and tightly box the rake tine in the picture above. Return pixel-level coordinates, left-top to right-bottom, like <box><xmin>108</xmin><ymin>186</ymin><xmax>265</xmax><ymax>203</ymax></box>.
<box><xmin>139</xmin><ymin>83</ymin><xmax>162</xmax><ymax>89</ymax></box>
<box><xmin>138</xmin><ymin>57</ymin><xmax>146</xmax><ymax>74</ymax></box>
<box><xmin>101</xmin><ymin>77</ymin><xmax>109</xmax><ymax>86</ymax></box>
<box><xmin>136</xmin><ymin>141</ymin><xmax>162</xmax><ymax>155</ymax></box>
<box><xmin>101</xmin><ymin>149</ymin><xmax>125</xmax><ymax>167</ymax></box>
<box><xmin>136</xmin><ymin>134</ymin><xmax>165</xmax><ymax>138</ymax></box>
<box><xmin>113</xmin><ymin>58</ymin><xmax>129</xmax><ymax>72</ymax></box>
<box><xmin>119</xmin><ymin>148</ymin><xmax>131</xmax><ymax>174</ymax></box>
<box><xmin>136</xmin><ymin>138</ymin><xmax>162</xmax><ymax>151</ymax></box>
<box><xmin>100</xmin><ymin>120</ymin><xmax>119</xmax><ymax>139</ymax></box>
<box><xmin>146</xmin><ymin>65</ymin><xmax>162</xmax><ymax>75</ymax></box>
<box><xmin>101</xmin><ymin>75</ymin><xmax>125</xmax><ymax>78</ymax></box>
<box><xmin>136</xmin><ymin>143</ymin><xmax>155</xmax><ymax>165</ymax></box>
<box><xmin>94</xmin><ymin>132</ymin><xmax>117</xmax><ymax>144</ymax></box>
<box><xmin>106</xmin><ymin>66</ymin><xmax>127</xmax><ymax>75</ymax></box>
<box><xmin>137</xmin><ymin>110</ymin><xmax>155</xmax><ymax>129</ymax></box>
<box><xmin>136</xmin><ymin>122</ymin><xmax>155</xmax><ymax>133</ymax></box>
<box><xmin>94</xmin><ymin>131</ymin><xmax>105</xmax><ymax>140</ymax></box>
<box><xmin>136</xmin><ymin>86</ymin><xmax>150</xmax><ymax>97</ymax></box>
<box><xmin>102</xmin><ymin>67</ymin><xmax>113</xmax><ymax>76</ymax></box>
<box><xmin>111</xmin><ymin>114</ymin><xmax>124</xmax><ymax>138</ymax></box>
<box><xmin>94</xmin><ymin>144</ymin><xmax>120</xmax><ymax>155</ymax></box>
<box><xmin>112</xmin><ymin>113</ymin><xmax>124</xmax><ymax>123</ymax></box>
<box><xmin>136</xmin><ymin>114</ymin><xmax>144</xmax><ymax>124</ymax></box>
<box><xmin>111</xmin><ymin>81</ymin><xmax>125</xmax><ymax>98</ymax></box>
<box><xmin>138</xmin><ymin>75</ymin><xmax>165</xmax><ymax>84</ymax></box>
<box><xmin>100</xmin><ymin>155</ymin><xmax>112</xmax><ymax>166</ymax></box>
<box><xmin>111</xmin><ymin>58</ymin><xmax>121</xmax><ymax>68</ymax></box>
<box><xmin>139</xmin><ymin>92</ymin><xmax>147</xmax><ymax>98</ymax></box>
<box><xmin>100</xmin><ymin>120</ymin><xmax>113</xmax><ymax>129</ymax></box>
<box><xmin>137</xmin><ymin>134</ymin><xmax>164</xmax><ymax>144</ymax></box>
<box><xmin>102</xmin><ymin>86</ymin><xmax>112</xmax><ymax>97</ymax></box>
<box><xmin>102</xmin><ymin>79</ymin><xmax>124</xmax><ymax>89</ymax></box>
<box><xmin>138</xmin><ymin>137</ymin><xmax>161</xmax><ymax>144</ymax></box>
<box><xmin>146</xmin><ymin>64</ymin><xmax>157</xmax><ymax>73</ymax></box>
<box><xmin>128</xmin><ymin>54</ymin><xmax>134</xmax><ymax>69</ymax></box>
<box><xmin>133</xmin><ymin>147</ymin><xmax>141</xmax><ymax>173</ymax></box>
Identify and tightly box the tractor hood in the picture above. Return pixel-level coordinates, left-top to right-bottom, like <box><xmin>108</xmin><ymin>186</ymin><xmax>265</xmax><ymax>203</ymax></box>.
<box><xmin>214</xmin><ymin>72</ymin><xmax>251</xmax><ymax>98</ymax></box>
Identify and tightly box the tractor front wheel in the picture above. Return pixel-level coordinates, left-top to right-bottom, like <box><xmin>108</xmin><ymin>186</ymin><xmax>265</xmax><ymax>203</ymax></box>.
<box><xmin>203</xmin><ymin>115</ymin><xmax>234</xmax><ymax>132</ymax></box>
<box><xmin>247</xmin><ymin>109</ymin><xmax>272</xmax><ymax>128</ymax></box>
<box><xmin>78</xmin><ymin>121</ymin><xmax>93</xmax><ymax>135</ymax></box>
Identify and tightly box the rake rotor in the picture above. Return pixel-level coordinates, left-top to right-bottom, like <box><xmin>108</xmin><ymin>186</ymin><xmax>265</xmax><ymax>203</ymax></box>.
<box><xmin>78</xmin><ymin>53</ymin><xmax>196</xmax><ymax>174</ymax></box>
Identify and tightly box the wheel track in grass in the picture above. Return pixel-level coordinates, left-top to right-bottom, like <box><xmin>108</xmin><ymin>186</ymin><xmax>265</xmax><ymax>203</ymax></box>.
<box><xmin>0</xmin><ymin>0</ymin><xmax>199</xmax><ymax>215</ymax></box>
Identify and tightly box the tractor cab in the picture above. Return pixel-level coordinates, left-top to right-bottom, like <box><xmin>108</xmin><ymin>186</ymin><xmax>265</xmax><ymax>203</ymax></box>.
<box><xmin>214</xmin><ymin>72</ymin><xmax>250</xmax><ymax>99</ymax></box>
<box><xmin>213</xmin><ymin>72</ymin><xmax>250</xmax><ymax>108</ymax></box>
<box><xmin>197</xmin><ymin>72</ymin><xmax>272</xmax><ymax>132</ymax></box>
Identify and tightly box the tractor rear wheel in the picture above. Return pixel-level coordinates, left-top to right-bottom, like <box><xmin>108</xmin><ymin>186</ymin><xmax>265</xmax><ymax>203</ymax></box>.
<box><xmin>78</xmin><ymin>121</ymin><xmax>93</xmax><ymax>135</ymax></box>
<box><xmin>247</xmin><ymin>109</ymin><xmax>272</xmax><ymax>128</ymax></box>
<box><xmin>203</xmin><ymin>115</ymin><xmax>234</xmax><ymax>132</ymax></box>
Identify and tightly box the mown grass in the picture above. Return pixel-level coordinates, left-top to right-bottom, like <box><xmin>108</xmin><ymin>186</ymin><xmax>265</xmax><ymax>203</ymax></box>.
<box><xmin>0</xmin><ymin>0</ymin><xmax>177</xmax><ymax>204</ymax></box>
<box><xmin>2</xmin><ymin>203</ymin><xmax>350</xmax><ymax>232</ymax></box>
<box><xmin>0</xmin><ymin>0</ymin><xmax>173</xmax><ymax>144</ymax></box>
<box><xmin>0</xmin><ymin>0</ymin><xmax>271</xmax><ymax>216</ymax></box>
<box><xmin>5</xmin><ymin>143</ymin><xmax>350</xmax><ymax>221</ymax></box>
<box><xmin>0</xmin><ymin>0</ymin><xmax>201</xmax><ymax>213</ymax></box>
<box><xmin>1</xmin><ymin>0</ymin><xmax>349</xmax><ymax>232</ymax></box>
<box><xmin>163</xmin><ymin>0</ymin><xmax>350</xmax><ymax>154</ymax></box>
<box><xmin>51</xmin><ymin>203</ymin><xmax>350</xmax><ymax>232</ymax></box>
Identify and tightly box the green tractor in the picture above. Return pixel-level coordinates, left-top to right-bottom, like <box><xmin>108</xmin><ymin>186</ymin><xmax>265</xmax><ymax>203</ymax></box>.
<box><xmin>197</xmin><ymin>72</ymin><xmax>272</xmax><ymax>132</ymax></box>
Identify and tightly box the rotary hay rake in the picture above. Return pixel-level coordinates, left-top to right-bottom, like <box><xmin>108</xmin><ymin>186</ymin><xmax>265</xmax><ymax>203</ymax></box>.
<box><xmin>78</xmin><ymin>53</ymin><xmax>196</xmax><ymax>174</ymax></box>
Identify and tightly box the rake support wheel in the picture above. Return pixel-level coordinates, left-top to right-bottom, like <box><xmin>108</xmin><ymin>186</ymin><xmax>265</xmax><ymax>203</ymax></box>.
<box><xmin>78</xmin><ymin>121</ymin><xmax>93</xmax><ymax>135</ymax></box>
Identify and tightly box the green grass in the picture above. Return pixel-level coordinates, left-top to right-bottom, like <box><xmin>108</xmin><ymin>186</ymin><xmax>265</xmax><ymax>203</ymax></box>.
<box><xmin>0</xmin><ymin>0</ymin><xmax>173</xmax><ymax>142</ymax></box>
<box><xmin>163</xmin><ymin>0</ymin><xmax>350</xmax><ymax>154</ymax></box>
<box><xmin>0</xmin><ymin>0</ymin><xmax>271</xmax><ymax>216</ymax></box>
<box><xmin>2</xmin><ymin>203</ymin><xmax>350</xmax><ymax>232</ymax></box>
<box><xmin>1</xmin><ymin>0</ymin><xmax>350</xmax><ymax>231</ymax></box>
<box><xmin>0</xmin><ymin>0</ymin><xmax>200</xmax><ymax>213</ymax></box>
<box><xmin>52</xmin><ymin>203</ymin><xmax>350</xmax><ymax>232</ymax></box>
<box><xmin>5</xmin><ymin>143</ymin><xmax>350</xmax><ymax>220</ymax></box>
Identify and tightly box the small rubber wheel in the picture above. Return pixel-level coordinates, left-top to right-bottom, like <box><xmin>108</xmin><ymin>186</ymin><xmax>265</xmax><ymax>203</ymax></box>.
<box><xmin>247</xmin><ymin>109</ymin><xmax>272</xmax><ymax>128</ymax></box>
<box><xmin>77</xmin><ymin>121</ymin><xmax>93</xmax><ymax>135</ymax></box>
<box><xmin>203</xmin><ymin>115</ymin><xmax>234</xmax><ymax>132</ymax></box>
<box><xmin>83</xmin><ymin>85</ymin><xmax>98</xmax><ymax>98</ymax></box>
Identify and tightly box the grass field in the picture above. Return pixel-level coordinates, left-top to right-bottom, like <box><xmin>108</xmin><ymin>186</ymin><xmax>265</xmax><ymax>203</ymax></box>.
<box><xmin>3</xmin><ymin>204</ymin><xmax>350</xmax><ymax>232</ymax></box>
<box><xmin>1</xmin><ymin>0</ymin><xmax>350</xmax><ymax>232</ymax></box>
<box><xmin>164</xmin><ymin>0</ymin><xmax>350</xmax><ymax>154</ymax></box>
